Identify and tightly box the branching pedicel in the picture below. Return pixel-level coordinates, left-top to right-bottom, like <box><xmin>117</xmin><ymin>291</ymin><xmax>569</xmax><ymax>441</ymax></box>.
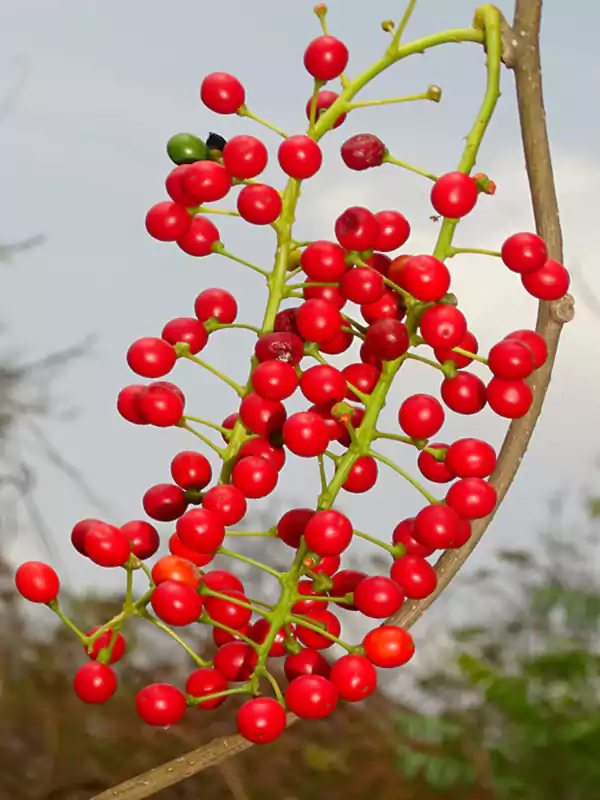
<box><xmin>15</xmin><ymin>3</ymin><xmax>571</xmax><ymax>745</ymax></box>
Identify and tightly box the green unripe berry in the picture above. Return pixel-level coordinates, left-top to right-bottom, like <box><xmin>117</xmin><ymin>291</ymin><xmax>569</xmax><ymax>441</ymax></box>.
<box><xmin>166</xmin><ymin>133</ymin><xmax>208</xmax><ymax>165</ymax></box>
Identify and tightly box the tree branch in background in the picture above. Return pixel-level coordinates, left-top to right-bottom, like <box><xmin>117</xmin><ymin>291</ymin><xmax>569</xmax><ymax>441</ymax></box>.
<box><xmin>89</xmin><ymin>2</ymin><xmax>576</xmax><ymax>797</ymax></box>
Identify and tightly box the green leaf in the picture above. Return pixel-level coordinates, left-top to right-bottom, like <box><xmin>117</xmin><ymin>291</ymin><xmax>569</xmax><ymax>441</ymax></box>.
<box><xmin>496</xmin><ymin>548</ymin><xmax>534</xmax><ymax>567</ymax></box>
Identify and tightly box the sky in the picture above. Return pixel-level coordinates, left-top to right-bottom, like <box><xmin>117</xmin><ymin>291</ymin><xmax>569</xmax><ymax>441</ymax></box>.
<box><xmin>0</xmin><ymin>0</ymin><xmax>598</xmax><ymax>655</ymax></box>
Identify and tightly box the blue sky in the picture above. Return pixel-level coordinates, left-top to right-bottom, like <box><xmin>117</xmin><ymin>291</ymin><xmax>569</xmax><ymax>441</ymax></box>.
<box><xmin>1</xmin><ymin>0</ymin><xmax>598</xmax><ymax>630</ymax></box>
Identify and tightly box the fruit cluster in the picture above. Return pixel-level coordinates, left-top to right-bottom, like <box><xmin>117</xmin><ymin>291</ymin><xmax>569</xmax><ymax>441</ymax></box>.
<box><xmin>15</xmin><ymin>6</ymin><xmax>570</xmax><ymax>745</ymax></box>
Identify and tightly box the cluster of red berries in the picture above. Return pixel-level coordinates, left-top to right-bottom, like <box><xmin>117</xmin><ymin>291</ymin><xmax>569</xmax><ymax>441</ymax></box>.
<box><xmin>14</xmin><ymin>14</ymin><xmax>571</xmax><ymax>747</ymax></box>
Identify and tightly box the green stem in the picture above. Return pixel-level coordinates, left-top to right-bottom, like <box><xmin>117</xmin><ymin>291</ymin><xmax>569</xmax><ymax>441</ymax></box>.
<box><xmin>225</xmin><ymin>530</ymin><xmax>277</xmax><ymax>537</ymax></box>
<box><xmin>382</xmin><ymin>153</ymin><xmax>438</xmax><ymax>182</ymax></box>
<box><xmin>202</xmin><ymin>617</ymin><xmax>260</xmax><ymax>648</ymax></box>
<box><xmin>200</xmin><ymin>586</ymin><xmax>271</xmax><ymax>618</ymax></box>
<box><xmin>125</xmin><ymin>567</ymin><xmax>134</xmax><ymax>607</ymax></box>
<box><xmin>287</xmin><ymin>615</ymin><xmax>357</xmax><ymax>652</ymax></box>
<box><xmin>178</xmin><ymin>421</ymin><xmax>226</xmax><ymax>457</ymax></box>
<box><xmin>212</xmin><ymin>242</ymin><xmax>270</xmax><ymax>278</ymax></box>
<box><xmin>143</xmin><ymin>612</ymin><xmax>209</xmax><ymax>667</ymax></box>
<box><xmin>347</xmin><ymin>91</ymin><xmax>430</xmax><ymax>109</ymax></box>
<box><xmin>182</xmin><ymin>415</ymin><xmax>231</xmax><ymax>436</ymax></box>
<box><xmin>209</xmin><ymin>322</ymin><xmax>261</xmax><ymax>335</ymax></box>
<box><xmin>190</xmin><ymin>206</ymin><xmax>241</xmax><ymax>218</ymax></box>
<box><xmin>237</xmin><ymin>105</ymin><xmax>289</xmax><ymax>139</ymax></box>
<box><xmin>369</xmin><ymin>448</ymin><xmax>439</xmax><ymax>504</ymax></box>
<box><xmin>187</xmin><ymin>686</ymin><xmax>252</xmax><ymax>706</ymax></box>
<box><xmin>453</xmin><ymin>347</ymin><xmax>488</xmax><ymax>364</ymax></box>
<box><xmin>405</xmin><ymin>352</ymin><xmax>449</xmax><ymax>374</ymax></box>
<box><xmin>317</xmin><ymin>453</ymin><xmax>327</xmax><ymax>493</ymax></box>
<box><xmin>448</xmin><ymin>246</ymin><xmax>501</xmax><ymax>258</ymax></box>
<box><xmin>217</xmin><ymin>547</ymin><xmax>282</xmax><ymax>579</ymax></box>
<box><xmin>179</xmin><ymin>352</ymin><xmax>246</xmax><ymax>397</ymax></box>
<box><xmin>353</xmin><ymin>529</ymin><xmax>397</xmax><ymax>555</ymax></box>
<box><xmin>262</xmin><ymin>668</ymin><xmax>285</xmax><ymax>703</ymax></box>
<box><xmin>390</xmin><ymin>0</ymin><xmax>418</xmax><ymax>49</ymax></box>
<box><xmin>48</xmin><ymin>601</ymin><xmax>87</xmax><ymax>643</ymax></box>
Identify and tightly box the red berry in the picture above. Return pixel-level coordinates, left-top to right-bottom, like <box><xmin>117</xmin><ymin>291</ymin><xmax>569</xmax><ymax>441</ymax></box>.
<box><xmin>138</xmin><ymin>385</ymin><xmax>184</xmax><ymax>427</ymax></box>
<box><xmin>305</xmin><ymin>90</ymin><xmax>346</xmax><ymax>128</ymax></box>
<box><xmin>399</xmin><ymin>394</ymin><xmax>444</xmax><ymax>439</ymax></box>
<box><xmin>417</xmin><ymin>444</ymin><xmax>453</xmax><ymax>483</ymax></box>
<box><xmin>136</xmin><ymin>683</ymin><xmax>187</xmax><ymax>726</ymax></box>
<box><xmin>166</xmin><ymin>165</ymin><xmax>196</xmax><ymax>206</ymax></box>
<box><xmin>150</xmin><ymin>580</ymin><xmax>203</xmax><ymax>626</ymax></box>
<box><xmin>143</xmin><ymin>483</ymin><xmax>188</xmax><ymax>522</ymax></box>
<box><xmin>441</xmin><ymin>372</ymin><xmax>487</xmax><ymax>415</ymax></box>
<box><xmin>330</xmin><ymin>654</ymin><xmax>377</xmax><ymax>702</ymax></box>
<box><xmin>278</xmin><ymin>135</ymin><xmax>323</xmax><ymax>179</ymax></box>
<box><xmin>304</xmin><ymin>509</ymin><xmax>353</xmax><ymax>556</ymax></box>
<box><xmin>255</xmin><ymin>331</ymin><xmax>305</xmax><ymax>365</ymax></box>
<box><xmin>201</xmin><ymin>569</ymin><xmax>244</xmax><ymax>594</ymax></box>
<box><xmin>237</xmin><ymin>184</ymin><xmax>282</xmax><ymax>225</ymax></box>
<box><xmin>205</xmin><ymin>589</ymin><xmax>252</xmax><ymax>629</ymax></box>
<box><xmin>446</xmin><ymin>477</ymin><xmax>497</xmax><ymax>520</ymax></box>
<box><xmin>127</xmin><ymin>338</ymin><xmax>176</xmax><ymax>379</ymax></box>
<box><xmin>318</xmin><ymin>327</ymin><xmax>354</xmax><ymax>354</ymax></box>
<box><xmin>223</xmin><ymin>135</ymin><xmax>268</xmax><ymax>179</ymax></box>
<box><xmin>74</xmin><ymin>662</ymin><xmax>117</xmax><ymax>704</ymax></box>
<box><xmin>285</xmin><ymin>649</ymin><xmax>331</xmax><ymax>681</ymax></box>
<box><xmin>373</xmin><ymin>210</ymin><xmax>410</xmax><ymax>252</ymax></box>
<box><xmin>431</xmin><ymin>172</ymin><xmax>478</xmax><ymax>218</ymax></box>
<box><xmin>414</xmin><ymin>504</ymin><xmax>463</xmax><ymax>549</ymax></box>
<box><xmin>488</xmin><ymin>339</ymin><xmax>535</xmax><ymax>380</ymax></box>
<box><xmin>121</xmin><ymin>520</ymin><xmax>160</xmax><ymax>560</ymax></box>
<box><xmin>310</xmin><ymin>554</ymin><xmax>341</xmax><ymax>576</ymax></box>
<box><xmin>486</xmin><ymin>378</ymin><xmax>533</xmax><ymax>418</ymax></box>
<box><xmin>294</xmin><ymin>580</ymin><xmax>328</xmax><ymax>614</ymax></box>
<box><xmin>444</xmin><ymin>438</ymin><xmax>496</xmax><ymax>478</ymax></box>
<box><xmin>169</xmin><ymin>533</ymin><xmax>214</xmax><ymax>568</ymax></box>
<box><xmin>341</xmin><ymin>266</ymin><xmax>385</xmax><ymax>304</ymax></box>
<box><xmin>181</xmin><ymin>161</ymin><xmax>231</xmax><ymax>204</ymax></box>
<box><xmin>85</xmin><ymin>523</ymin><xmax>131</xmax><ymax>568</ymax></box>
<box><xmin>15</xmin><ymin>561</ymin><xmax>60</xmax><ymax>603</ymax></box>
<box><xmin>334</xmin><ymin>206</ymin><xmax>379</xmax><ymax>252</ymax></box>
<box><xmin>162</xmin><ymin>317</ymin><xmax>208</xmax><ymax>354</ymax></box>
<box><xmin>340</xmin><ymin>134</ymin><xmax>386</xmax><ymax>170</ymax></box>
<box><xmin>152</xmin><ymin>555</ymin><xmax>202</xmax><ymax>589</ymax></box>
<box><xmin>275</xmin><ymin>308</ymin><xmax>299</xmax><ymax>334</ymax></box>
<box><xmin>117</xmin><ymin>385</ymin><xmax>147</xmax><ymax>425</ymax></box>
<box><xmin>145</xmin><ymin>201</ymin><xmax>191</xmax><ymax>242</ymax></box>
<box><xmin>296</xmin><ymin>298</ymin><xmax>342</xmax><ymax>344</ymax></box>
<box><xmin>240</xmin><ymin>392</ymin><xmax>287</xmax><ymax>437</ymax></box>
<box><xmin>214</xmin><ymin>641</ymin><xmax>258</xmax><ymax>681</ymax></box>
<box><xmin>252</xmin><ymin>359</ymin><xmax>298</xmax><ymax>401</ymax></box>
<box><xmin>176</xmin><ymin>508</ymin><xmax>225</xmax><ymax>553</ymax></box>
<box><xmin>232</xmin><ymin>455</ymin><xmax>278</xmax><ymax>498</ymax></box>
<box><xmin>276</xmin><ymin>508</ymin><xmax>315</xmax><ymax>548</ymax></box>
<box><xmin>522</xmin><ymin>259</ymin><xmax>570</xmax><ymax>300</ymax></box>
<box><xmin>194</xmin><ymin>287</ymin><xmax>237</xmax><ymax>324</ymax></box>
<box><xmin>504</xmin><ymin>329</ymin><xmax>547</xmax><ymax>369</ymax></box>
<box><xmin>354</xmin><ymin>576</ymin><xmax>404</xmax><ymax>618</ymax></box>
<box><xmin>296</xmin><ymin>609</ymin><xmax>341</xmax><ymax>650</ymax></box>
<box><xmin>364</xmin><ymin>318</ymin><xmax>409</xmax><ymax>361</ymax></box>
<box><xmin>342</xmin><ymin>456</ymin><xmax>378</xmax><ymax>493</ymax></box>
<box><xmin>501</xmin><ymin>232</ymin><xmax>547</xmax><ymax>274</ymax></box>
<box><xmin>85</xmin><ymin>626</ymin><xmax>126</xmax><ymax>664</ymax></box>
<box><xmin>202</xmin><ymin>484</ymin><xmax>247</xmax><ymax>526</ymax></box>
<box><xmin>236</xmin><ymin>697</ymin><xmax>286</xmax><ymax>744</ymax></box>
<box><xmin>304</xmin><ymin>35</ymin><xmax>349</xmax><ymax>81</ymax></box>
<box><xmin>329</xmin><ymin>569</ymin><xmax>367</xmax><ymax>610</ymax></box>
<box><xmin>186</xmin><ymin>668</ymin><xmax>229</xmax><ymax>709</ymax></box>
<box><xmin>200</xmin><ymin>72</ymin><xmax>245</xmax><ymax>114</ymax></box>
<box><xmin>393</xmin><ymin>255</ymin><xmax>450</xmax><ymax>302</ymax></box>
<box><xmin>283</xmin><ymin>411</ymin><xmax>330</xmax><ymax>458</ymax></box>
<box><xmin>301</xmin><ymin>240</ymin><xmax>348</xmax><ymax>282</ymax></box>
<box><xmin>171</xmin><ymin>451</ymin><xmax>212</xmax><ymax>490</ymax></box>
<box><xmin>213</xmin><ymin>624</ymin><xmax>249</xmax><ymax>647</ymax></box>
<box><xmin>71</xmin><ymin>518</ymin><xmax>101</xmax><ymax>556</ymax></box>
<box><xmin>360</xmin><ymin>340</ymin><xmax>382</xmax><ymax>370</ymax></box>
<box><xmin>420</xmin><ymin>305</ymin><xmax>467</xmax><ymax>349</ymax></box>
<box><xmin>285</xmin><ymin>674</ymin><xmax>338</xmax><ymax>720</ymax></box>
<box><xmin>237</xmin><ymin>438</ymin><xmax>286</xmax><ymax>472</ymax></box>
<box><xmin>435</xmin><ymin>329</ymin><xmax>479</xmax><ymax>369</ymax></box>
<box><xmin>363</xmin><ymin>626</ymin><xmax>414</xmax><ymax>668</ymax></box>
<box><xmin>361</xmin><ymin>289</ymin><xmax>405</xmax><ymax>326</ymax></box>
<box><xmin>365</xmin><ymin>252</ymin><xmax>392</xmax><ymax>276</ymax></box>
<box><xmin>300</xmin><ymin>364</ymin><xmax>346</xmax><ymax>406</ymax></box>
<box><xmin>248</xmin><ymin>618</ymin><xmax>290</xmax><ymax>657</ymax></box>
<box><xmin>390</xmin><ymin>555</ymin><xmax>437</xmax><ymax>599</ymax></box>
<box><xmin>342</xmin><ymin>363</ymin><xmax>380</xmax><ymax>401</ymax></box>
<box><xmin>177</xmin><ymin>215</ymin><xmax>220</xmax><ymax>256</ymax></box>
<box><xmin>392</xmin><ymin>518</ymin><xmax>435</xmax><ymax>557</ymax></box>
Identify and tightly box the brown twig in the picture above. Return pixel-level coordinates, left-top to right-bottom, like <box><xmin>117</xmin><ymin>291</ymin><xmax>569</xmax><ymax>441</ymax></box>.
<box><xmin>89</xmin><ymin>2</ymin><xmax>574</xmax><ymax>798</ymax></box>
<box><xmin>387</xmin><ymin>0</ymin><xmax>574</xmax><ymax>631</ymax></box>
